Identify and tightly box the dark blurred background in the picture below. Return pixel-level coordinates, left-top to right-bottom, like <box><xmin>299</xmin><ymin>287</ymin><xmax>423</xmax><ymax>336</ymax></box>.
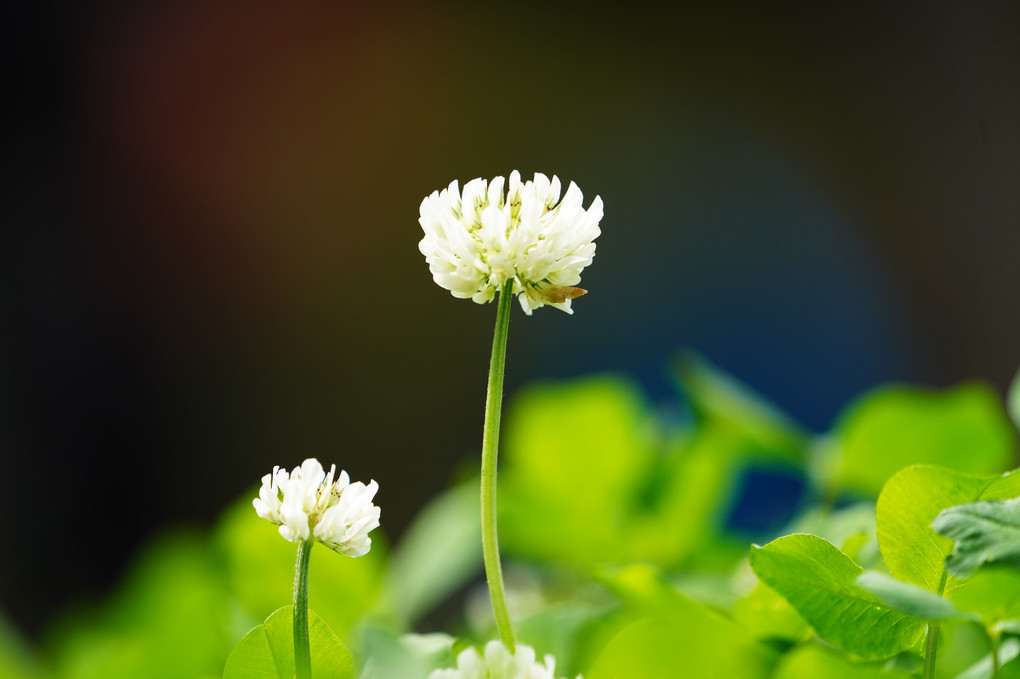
<box><xmin>5</xmin><ymin>0</ymin><xmax>1019</xmax><ymax>639</ymax></box>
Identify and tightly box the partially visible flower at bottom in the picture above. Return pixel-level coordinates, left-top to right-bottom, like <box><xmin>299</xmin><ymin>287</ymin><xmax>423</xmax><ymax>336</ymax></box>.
<box><xmin>252</xmin><ymin>458</ymin><xmax>380</xmax><ymax>557</ymax></box>
<box><xmin>428</xmin><ymin>641</ymin><xmax>580</xmax><ymax>679</ymax></box>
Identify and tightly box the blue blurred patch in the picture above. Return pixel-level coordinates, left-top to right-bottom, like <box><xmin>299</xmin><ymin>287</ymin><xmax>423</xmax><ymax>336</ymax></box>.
<box><xmin>724</xmin><ymin>465</ymin><xmax>806</xmax><ymax>535</ymax></box>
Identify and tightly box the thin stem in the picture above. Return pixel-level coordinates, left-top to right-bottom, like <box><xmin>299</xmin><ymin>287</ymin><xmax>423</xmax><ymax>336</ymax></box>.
<box><xmin>293</xmin><ymin>540</ymin><xmax>313</xmax><ymax>679</ymax></box>
<box><xmin>923</xmin><ymin>622</ymin><xmax>941</xmax><ymax>679</ymax></box>
<box><xmin>991</xmin><ymin>628</ymin><xmax>1002</xmax><ymax>677</ymax></box>
<box><xmin>923</xmin><ymin>570</ymin><xmax>950</xmax><ymax>679</ymax></box>
<box><xmin>480</xmin><ymin>282</ymin><xmax>516</xmax><ymax>650</ymax></box>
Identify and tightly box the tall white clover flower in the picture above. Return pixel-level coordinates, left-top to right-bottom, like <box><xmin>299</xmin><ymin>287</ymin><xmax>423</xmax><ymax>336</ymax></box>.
<box><xmin>419</xmin><ymin>173</ymin><xmax>604</xmax><ymax>650</ymax></box>
<box><xmin>428</xmin><ymin>641</ymin><xmax>580</xmax><ymax>679</ymax></box>
<box><xmin>253</xmin><ymin>458</ymin><xmax>380</xmax><ymax>557</ymax></box>
<box><xmin>418</xmin><ymin>171</ymin><xmax>603</xmax><ymax>315</ymax></box>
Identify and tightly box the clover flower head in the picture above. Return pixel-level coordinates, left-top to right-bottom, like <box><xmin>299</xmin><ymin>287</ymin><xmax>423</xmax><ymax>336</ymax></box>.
<box><xmin>418</xmin><ymin>171</ymin><xmax>603</xmax><ymax>315</ymax></box>
<box><xmin>252</xmin><ymin>458</ymin><xmax>380</xmax><ymax>557</ymax></box>
<box><xmin>428</xmin><ymin>641</ymin><xmax>579</xmax><ymax>679</ymax></box>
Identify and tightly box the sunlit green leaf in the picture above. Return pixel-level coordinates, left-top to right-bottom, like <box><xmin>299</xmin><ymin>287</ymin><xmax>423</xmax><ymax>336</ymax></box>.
<box><xmin>222</xmin><ymin>606</ymin><xmax>354</xmax><ymax>679</ymax></box>
<box><xmin>384</xmin><ymin>482</ymin><xmax>479</xmax><ymax>625</ymax></box>
<box><xmin>770</xmin><ymin>643</ymin><xmax>914</xmax><ymax>679</ymax></box>
<box><xmin>749</xmin><ymin>534</ymin><xmax>924</xmax><ymax>659</ymax></box>
<box><xmin>933</xmin><ymin>497</ymin><xmax>1020</xmax><ymax>578</ymax></box>
<box><xmin>829</xmin><ymin>384</ymin><xmax>1016</xmax><ymax>496</ymax></box>
<box><xmin>876</xmin><ymin>466</ymin><xmax>1020</xmax><ymax>593</ymax></box>
<box><xmin>855</xmin><ymin>571</ymin><xmax>976</xmax><ymax>621</ymax></box>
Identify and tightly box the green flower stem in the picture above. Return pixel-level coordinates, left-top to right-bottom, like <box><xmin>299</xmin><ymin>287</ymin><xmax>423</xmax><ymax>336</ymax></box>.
<box><xmin>480</xmin><ymin>282</ymin><xmax>516</xmax><ymax>650</ymax></box>
<box><xmin>293</xmin><ymin>540</ymin><xmax>313</xmax><ymax>679</ymax></box>
<box><xmin>923</xmin><ymin>570</ymin><xmax>950</xmax><ymax>679</ymax></box>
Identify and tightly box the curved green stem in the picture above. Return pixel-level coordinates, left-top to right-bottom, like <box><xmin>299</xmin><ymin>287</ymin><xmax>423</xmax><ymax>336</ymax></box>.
<box><xmin>480</xmin><ymin>283</ymin><xmax>516</xmax><ymax>650</ymax></box>
<box><xmin>923</xmin><ymin>570</ymin><xmax>949</xmax><ymax>679</ymax></box>
<box><xmin>293</xmin><ymin>540</ymin><xmax>313</xmax><ymax>679</ymax></box>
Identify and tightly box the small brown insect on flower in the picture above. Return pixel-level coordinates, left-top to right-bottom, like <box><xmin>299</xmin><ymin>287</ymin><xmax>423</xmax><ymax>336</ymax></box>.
<box><xmin>544</xmin><ymin>286</ymin><xmax>587</xmax><ymax>304</ymax></box>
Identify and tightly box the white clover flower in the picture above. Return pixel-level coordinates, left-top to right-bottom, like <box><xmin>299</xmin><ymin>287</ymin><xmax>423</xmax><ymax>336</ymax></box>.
<box><xmin>253</xmin><ymin>458</ymin><xmax>380</xmax><ymax>557</ymax></box>
<box><xmin>428</xmin><ymin>641</ymin><xmax>579</xmax><ymax>679</ymax></box>
<box><xmin>418</xmin><ymin>171</ymin><xmax>603</xmax><ymax>315</ymax></box>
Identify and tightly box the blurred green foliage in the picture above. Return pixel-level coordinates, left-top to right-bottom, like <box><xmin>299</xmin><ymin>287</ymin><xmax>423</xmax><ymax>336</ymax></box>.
<box><xmin>832</xmin><ymin>381</ymin><xmax>1015</xmax><ymax>497</ymax></box>
<box><xmin>4</xmin><ymin>354</ymin><xmax>1019</xmax><ymax>678</ymax></box>
<box><xmin>826</xmin><ymin>383</ymin><xmax>1015</xmax><ymax>497</ymax></box>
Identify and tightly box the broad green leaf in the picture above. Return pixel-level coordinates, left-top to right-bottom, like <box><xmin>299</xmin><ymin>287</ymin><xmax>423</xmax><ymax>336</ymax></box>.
<box><xmin>215</xmin><ymin>492</ymin><xmax>384</xmax><ymax>639</ymax></box>
<box><xmin>384</xmin><ymin>482</ymin><xmax>479</xmax><ymax>625</ymax></box>
<box><xmin>749</xmin><ymin>534</ymin><xmax>925</xmax><ymax>659</ymax></box>
<box><xmin>855</xmin><ymin>571</ymin><xmax>977</xmax><ymax>621</ymax></box>
<box><xmin>955</xmin><ymin>638</ymin><xmax>1020</xmax><ymax>679</ymax></box>
<box><xmin>771</xmin><ymin>643</ymin><xmax>914</xmax><ymax>679</ymax></box>
<box><xmin>933</xmin><ymin>497</ymin><xmax>1020</xmax><ymax>578</ymax></box>
<box><xmin>1010</xmin><ymin>368</ymin><xmax>1020</xmax><ymax>431</ymax></box>
<box><xmin>222</xmin><ymin>606</ymin><xmax>354</xmax><ymax>679</ymax></box>
<box><xmin>876</xmin><ymin>466</ymin><xmax>1020</xmax><ymax>593</ymax></box>
<box><xmin>830</xmin><ymin>384</ymin><xmax>1016</xmax><ymax>496</ymax></box>
<box><xmin>585</xmin><ymin>616</ymin><xmax>774</xmax><ymax>679</ymax></box>
<box><xmin>732</xmin><ymin>582</ymin><xmax>809</xmax><ymax>642</ymax></box>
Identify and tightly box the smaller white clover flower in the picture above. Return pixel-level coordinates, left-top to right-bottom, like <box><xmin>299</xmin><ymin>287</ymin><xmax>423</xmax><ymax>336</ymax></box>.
<box><xmin>253</xmin><ymin>458</ymin><xmax>380</xmax><ymax>557</ymax></box>
<box><xmin>428</xmin><ymin>641</ymin><xmax>579</xmax><ymax>679</ymax></box>
<box><xmin>418</xmin><ymin>171</ymin><xmax>603</xmax><ymax>315</ymax></box>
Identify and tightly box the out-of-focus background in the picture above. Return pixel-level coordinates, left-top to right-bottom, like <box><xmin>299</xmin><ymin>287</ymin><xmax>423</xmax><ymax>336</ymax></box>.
<box><xmin>5</xmin><ymin>0</ymin><xmax>1019</xmax><ymax>640</ymax></box>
